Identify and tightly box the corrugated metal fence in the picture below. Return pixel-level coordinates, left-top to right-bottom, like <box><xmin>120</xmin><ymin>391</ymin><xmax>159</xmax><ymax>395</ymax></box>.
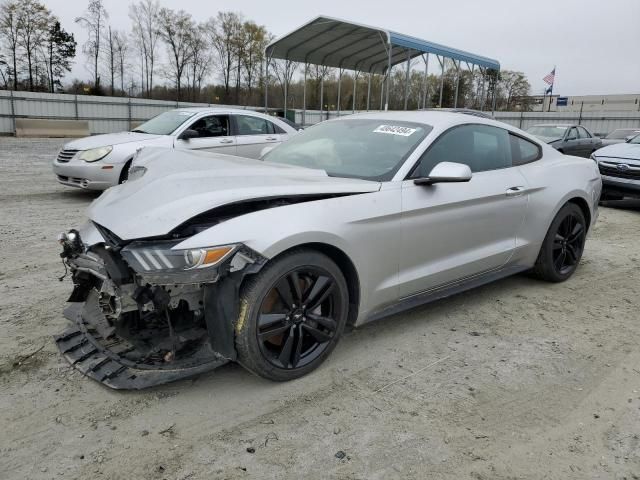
<box><xmin>0</xmin><ymin>90</ymin><xmax>258</xmax><ymax>135</ymax></box>
<box><xmin>2</xmin><ymin>89</ymin><xmax>640</xmax><ymax>136</ymax></box>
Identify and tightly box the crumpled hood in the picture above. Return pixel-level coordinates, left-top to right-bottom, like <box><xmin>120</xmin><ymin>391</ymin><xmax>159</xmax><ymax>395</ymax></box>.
<box><xmin>64</xmin><ymin>132</ymin><xmax>163</xmax><ymax>150</ymax></box>
<box><xmin>595</xmin><ymin>142</ymin><xmax>640</xmax><ymax>161</ymax></box>
<box><xmin>89</xmin><ymin>148</ymin><xmax>381</xmax><ymax>240</ymax></box>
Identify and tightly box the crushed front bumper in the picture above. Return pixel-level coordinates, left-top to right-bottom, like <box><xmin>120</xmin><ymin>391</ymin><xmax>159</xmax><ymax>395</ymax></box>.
<box><xmin>55</xmin><ymin>298</ymin><xmax>229</xmax><ymax>390</ymax></box>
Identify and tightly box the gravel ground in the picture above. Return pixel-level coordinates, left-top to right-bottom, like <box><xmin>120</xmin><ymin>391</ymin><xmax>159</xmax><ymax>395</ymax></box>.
<box><xmin>1</xmin><ymin>137</ymin><xmax>640</xmax><ymax>480</ymax></box>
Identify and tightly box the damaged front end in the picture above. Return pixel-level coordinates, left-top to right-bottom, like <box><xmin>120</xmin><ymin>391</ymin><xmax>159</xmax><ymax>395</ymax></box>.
<box><xmin>54</xmin><ymin>224</ymin><xmax>265</xmax><ymax>389</ymax></box>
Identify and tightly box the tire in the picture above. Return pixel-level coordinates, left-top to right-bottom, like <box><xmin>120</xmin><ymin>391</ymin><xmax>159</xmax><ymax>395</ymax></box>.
<box><xmin>557</xmin><ymin>148</ymin><xmax>564</xmax><ymax>154</ymax></box>
<box><xmin>235</xmin><ymin>249</ymin><xmax>349</xmax><ymax>381</ymax></box>
<box><xmin>531</xmin><ymin>203</ymin><xmax>587</xmax><ymax>282</ymax></box>
<box><xmin>118</xmin><ymin>161</ymin><xmax>132</xmax><ymax>184</ymax></box>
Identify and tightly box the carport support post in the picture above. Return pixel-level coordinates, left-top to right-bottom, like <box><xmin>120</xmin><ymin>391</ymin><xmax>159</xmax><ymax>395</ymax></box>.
<box><xmin>468</xmin><ymin>64</ymin><xmax>475</xmax><ymax>108</ymax></box>
<box><xmin>479</xmin><ymin>68</ymin><xmax>486</xmax><ymax>111</ymax></box>
<box><xmin>283</xmin><ymin>71</ymin><xmax>288</xmax><ymax>119</ymax></box>
<box><xmin>302</xmin><ymin>64</ymin><xmax>307</xmax><ymax>127</ymax></box>
<box><xmin>385</xmin><ymin>42</ymin><xmax>392</xmax><ymax>111</ymax></box>
<box><xmin>352</xmin><ymin>71</ymin><xmax>357</xmax><ymax>113</ymax></box>
<box><xmin>9</xmin><ymin>90</ymin><xmax>15</xmax><ymax>134</ymax></box>
<box><xmin>380</xmin><ymin>73</ymin><xmax>385</xmax><ymax>110</ymax></box>
<box><xmin>438</xmin><ymin>56</ymin><xmax>445</xmax><ymax>108</ymax></box>
<box><xmin>403</xmin><ymin>50</ymin><xmax>411</xmax><ymax>110</ymax></box>
<box><xmin>320</xmin><ymin>74</ymin><xmax>324</xmax><ymax>121</ymax></box>
<box><xmin>336</xmin><ymin>68</ymin><xmax>342</xmax><ymax>117</ymax></box>
<box><xmin>422</xmin><ymin>53</ymin><xmax>430</xmax><ymax>109</ymax></box>
<box><xmin>264</xmin><ymin>56</ymin><xmax>270</xmax><ymax>113</ymax></box>
<box><xmin>453</xmin><ymin>61</ymin><xmax>460</xmax><ymax>108</ymax></box>
<box><xmin>366</xmin><ymin>73</ymin><xmax>371</xmax><ymax>111</ymax></box>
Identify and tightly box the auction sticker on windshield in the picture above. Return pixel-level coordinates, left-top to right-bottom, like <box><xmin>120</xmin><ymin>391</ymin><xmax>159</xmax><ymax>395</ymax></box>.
<box><xmin>373</xmin><ymin>125</ymin><xmax>417</xmax><ymax>136</ymax></box>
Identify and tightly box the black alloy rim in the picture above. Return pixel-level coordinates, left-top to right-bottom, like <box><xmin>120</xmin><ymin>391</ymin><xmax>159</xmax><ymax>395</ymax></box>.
<box><xmin>257</xmin><ymin>267</ymin><xmax>340</xmax><ymax>369</ymax></box>
<box><xmin>552</xmin><ymin>213</ymin><xmax>585</xmax><ymax>275</ymax></box>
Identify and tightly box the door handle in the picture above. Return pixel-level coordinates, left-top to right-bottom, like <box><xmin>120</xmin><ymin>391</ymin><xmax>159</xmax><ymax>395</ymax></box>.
<box><xmin>265</xmin><ymin>137</ymin><xmax>277</xmax><ymax>141</ymax></box>
<box><xmin>505</xmin><ymin>186</ymin><xmax>526</xmax><ymax>197</ymax></box>
<box><xmin>219</xmin><ymin>138</ymin><xmax>234</xmax><ymax>144</ymax></box>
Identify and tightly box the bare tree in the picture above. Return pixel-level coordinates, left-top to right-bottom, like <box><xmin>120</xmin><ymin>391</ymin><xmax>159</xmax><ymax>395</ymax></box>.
<box><xmin>75</xmin><ymin>0</ymin><xmax>107</xmax><ymax>89</ymax></box>
<box><xmin>0</xmin><ymin>0</ymin><xmax>21</xmax><ymax>90</ymax></box>
<box><xmin>156</xmin><ymin>7</ymin><xmax>194</xmax><ymax>101</ymax></box>
<box><xmin>17</xmin><ymin>0</ymin><xmax>51</xmax><ymax>91</ymax></box>
<box><xmin>186</xmin><ymin>24</ymin><xmax>211</xmax><ymax>102</ymax></box>
<box><xmin>104</xmin><ymin>25</ymin><xmax>116</xmax><ymax>94</ymax></box>
<box><xmin>208</xmin><ymin>11</ymin><xmax>242</xmax><ymax>100</ymax></box>
<box><xmin>241</xmin><ymin>22</ymin><xmax>268</xmax><ymax>101</ymax></box>
<box><xmin>112</xmin><ymin>30</ymin><xmax>128</xmax><ymax>94</ymax></box>
<box><xmin>271</xmin><ymin>59</ymin><xmax>298</xmax><ymax>107</ymax></box>
<box><xmin>129</xmin><ymin>0</ymin><xmax>159</xmax><ymax>96</ymax></box>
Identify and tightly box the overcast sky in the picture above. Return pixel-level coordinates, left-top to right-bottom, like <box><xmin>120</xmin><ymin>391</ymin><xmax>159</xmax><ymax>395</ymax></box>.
<box><xmin>44</xmin><ymin>0</ymin><xmax>640</xmax><ymax>96</ymax></box>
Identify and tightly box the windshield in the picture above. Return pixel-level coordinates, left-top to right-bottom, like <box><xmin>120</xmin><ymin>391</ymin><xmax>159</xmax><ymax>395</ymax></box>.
<box><xmin>606</xmin><ymin>129</ymin><xmax>640</xmax><ymax>139</ymax></box>
<box><xmin>133</xmin><ymin>110</ymin><xmax>196</xmax><ymax>135</ymax></box>
<box><xmin>526</xmin><ymin>125</ymin><xmax>567</xmax><ymax>139</ymax></box>
<box><xmin>263</xmin><ymin>119</ymin><xmax>431</xmax><ymax>181</ymax></box>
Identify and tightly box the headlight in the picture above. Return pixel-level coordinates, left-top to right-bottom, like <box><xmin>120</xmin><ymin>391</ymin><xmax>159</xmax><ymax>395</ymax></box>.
<box><xmin>79</xmin><ymin>146</ymin><xmax>113</xmax><ymax>162</ymax></box>
<box><xmin>120</xmin><ymin>241</ymin><xmax>236</xmax><ymax>283</ymax></box>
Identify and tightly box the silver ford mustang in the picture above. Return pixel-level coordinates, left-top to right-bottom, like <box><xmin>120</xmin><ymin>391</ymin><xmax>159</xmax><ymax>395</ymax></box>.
<box><xmin>55</xmin><ymin>111</ymin><xmax>602</xmax><ymax>389</ymax></box>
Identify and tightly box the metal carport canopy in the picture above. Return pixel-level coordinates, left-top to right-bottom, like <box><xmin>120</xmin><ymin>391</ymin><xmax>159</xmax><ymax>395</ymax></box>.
<box><xmin>265</xmin><ymin>15</ymin><xmax>500</xmax><ymax>73</ymax></box>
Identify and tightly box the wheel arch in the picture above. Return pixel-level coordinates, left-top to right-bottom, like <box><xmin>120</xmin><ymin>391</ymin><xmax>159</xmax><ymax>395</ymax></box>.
<box><xmin>256</xmin><ymin>242</ymin><xmax>361</xmax><ymax>328</ymax></box>
<box><xmin>567</xmin><ymin>196</ymin><xmax>592</xmax><ymax>231</ymax></box>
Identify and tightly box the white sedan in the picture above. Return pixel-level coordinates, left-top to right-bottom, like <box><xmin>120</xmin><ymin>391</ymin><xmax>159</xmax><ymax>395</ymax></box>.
<box><xmin>52</xmin><ymin>108</ymin><xmax>298</xmax><ymax>190</ymax></box>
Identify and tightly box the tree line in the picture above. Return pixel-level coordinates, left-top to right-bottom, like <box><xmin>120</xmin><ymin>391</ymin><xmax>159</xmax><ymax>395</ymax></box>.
<box><xmin>0</xmin><ymin>0</ymin><xmax>532</xmax><ymax>111</ymax></box>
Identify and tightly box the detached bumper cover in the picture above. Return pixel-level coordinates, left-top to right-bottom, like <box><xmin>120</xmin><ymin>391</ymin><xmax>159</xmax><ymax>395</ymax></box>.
<box><xmin>55</xmin><ymin>302</ymin><xmax>229</xmax><ymax>390</ymax></box>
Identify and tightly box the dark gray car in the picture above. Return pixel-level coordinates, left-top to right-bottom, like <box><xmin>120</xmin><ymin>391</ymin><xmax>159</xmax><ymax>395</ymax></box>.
<box><xmin>526</xmin><ymin>124</ymin><xmax>602</xmax><ymax>158</ymax></box>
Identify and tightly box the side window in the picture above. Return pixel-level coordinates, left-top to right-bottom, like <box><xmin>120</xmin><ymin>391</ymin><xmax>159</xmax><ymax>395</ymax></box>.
<box><xmin>236</xmin><ymin>115</ymin><xmax>271</xmax><ymax>136</ymax></box>
<box><xmin>187</xmin><ymin>115</ymin><xmax>229</xmax><ymax>138</ymax></box>
<box><xmin>567</xmin><ymin>127</ymin><xmax>578</xmax><ymax>140</ymax></box>
<box><xmin>271</xmin><ymin>122</ymin><xmax>286</xmax><ymax>134</ymax></box>
<box><xmin>411</xmin><ymin>124</ymin><xmax>511</xmax><ymax>178</ymax></box>
<box><xmin>577</xmin><ymin>126</ymin><xmax>591</xmax><ymax>138</ymax></box>
<box><xmin>510</xmin><ymin>134</ymin><xmax>542</xmax><ymax>166</ymax></box>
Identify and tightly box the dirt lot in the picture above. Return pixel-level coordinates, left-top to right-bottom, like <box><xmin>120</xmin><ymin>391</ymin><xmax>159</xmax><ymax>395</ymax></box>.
<box><xmin>1</xmin><ymin>137</ymin><xmax>640</xmax><ymax>480</ymax></box>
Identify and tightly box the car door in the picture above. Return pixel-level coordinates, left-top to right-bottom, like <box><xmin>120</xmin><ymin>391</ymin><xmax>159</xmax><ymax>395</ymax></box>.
<box><xmin>562</xmin><ymin>127</ymin><xmax>581</xmax><ymax>156</ymax></box>
<box><xmin>173</xmin><ymin>114</ymin><xmax>237</xmax><ymax>155</ymax></box>
<box><xmin>399</xmin><ymin>124</ymin><xmax>528</xmax><ymax>297</ymax></box>
<box><xmin>233</xmin><ymin>114</ymin><xmax>282</xmax><ymax>159</ymax></box>
<box><xmin>577</xmin><ymin>126</ymin><xmax>595</xmax><ymax>157</ymax></box>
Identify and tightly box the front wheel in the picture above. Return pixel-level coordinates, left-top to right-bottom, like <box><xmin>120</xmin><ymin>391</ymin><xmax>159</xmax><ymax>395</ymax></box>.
<box><xmin>235</xmin><ymin>249</ymin><xmax>349</xmax><ymax>381</ymax></box>
<box><xmin>531</xmin><ymin>203</ymin><xmax>587</xmax><ymax>282</ymax></box>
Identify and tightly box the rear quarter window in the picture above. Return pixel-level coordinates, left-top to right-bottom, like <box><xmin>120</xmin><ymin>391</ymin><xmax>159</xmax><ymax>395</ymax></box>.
<box><xmin>510</xmin><ymin>134</ymin><xmax>542</xmax><ymax>166</ymax></box>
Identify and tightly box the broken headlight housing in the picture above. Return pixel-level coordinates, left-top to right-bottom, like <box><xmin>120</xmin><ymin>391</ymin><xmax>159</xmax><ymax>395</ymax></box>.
<box><xmin>120</xmin><ymin>241</ymin><xmax>237</xmax><ymax>284</ymax></box>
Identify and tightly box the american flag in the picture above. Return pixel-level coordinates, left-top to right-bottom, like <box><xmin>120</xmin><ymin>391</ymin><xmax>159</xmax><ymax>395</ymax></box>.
<box><xmin>543</xmin><ymin>68</ymin><xmax>555</xmax><ymax>86</ymax></box>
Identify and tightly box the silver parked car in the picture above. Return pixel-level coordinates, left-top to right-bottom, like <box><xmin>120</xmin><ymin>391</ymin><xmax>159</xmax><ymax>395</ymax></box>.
<box><xmin>52</xmin><ymin>108</ymin><xmax>297</xmax><ymax>190</ymax></box>
<box><xmin>55</xmin><ymin>111</ymin><xmax>601</xmax><ymax>389</ymax></box>
<box><xmin>601</xmin><ymin>128</ymin><xmax>640</xmax><ymax>147</ymax></box>
<box><xmin>526</xmin><ymin>124</ymin><xmax>602</xmax><ymax>157</ymax></box>
<box><xmin>591</xmin><ymin>133</ymin><xmax>640</xmax><ymax>199</ymax></box>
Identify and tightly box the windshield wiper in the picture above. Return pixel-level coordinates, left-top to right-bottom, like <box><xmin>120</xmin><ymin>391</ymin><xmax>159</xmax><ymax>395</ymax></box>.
<box><xmin>131</xmin><ymin>129</ymin><xmax>148</xmax><ymax>134</ymax></box>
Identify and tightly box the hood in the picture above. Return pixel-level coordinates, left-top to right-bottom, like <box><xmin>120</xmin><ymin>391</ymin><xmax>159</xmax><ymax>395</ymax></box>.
<box><xmin>88</xmin><ymin>148</ymin><xmax>381</xmax><ymax>240</ymax></box>
<box><xmin>594</xmin><ymin>142</ymin><xmax>640</xmax><ymax>161</ymax></box>
<box><xmin>600</xmin><ymin>138</ymin><xmax>625</xmax><ymax>147</ymax></box>
<box><xmin>64</xmin><ymin>132</ymin><xmax>164</xmax><ymax>150</ymax></box>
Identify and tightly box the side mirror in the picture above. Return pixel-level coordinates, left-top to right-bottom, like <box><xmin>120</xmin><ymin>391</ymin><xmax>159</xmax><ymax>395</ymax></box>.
<box><xmin>179</xmin><ymin>129</ymin><xmax>199</xmax><ymax>140</ymax></box>
<box><xmin>413</xmin><ymin>162</ymin><xmax>472</xmax><ymax>186</ymax></box>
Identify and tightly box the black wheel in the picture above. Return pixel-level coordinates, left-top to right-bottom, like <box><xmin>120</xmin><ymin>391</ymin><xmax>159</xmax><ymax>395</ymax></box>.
<box><xmin>235</xmin><ymin>249</ymin><xmax>348</xmax><ymax>381</ymax></box>
<box><xmin>118</xmin><ymin>161</ymin><xmax>132</xmax><ymax>184</ymax></box>
<box><xmin>557</xmin><ymin>148</ymin><xmax>564</xmax><ymax>154</ymax></box>
<box><xmin>531</xmin><ymin>203</ymin><xmax>587</xmax><ymax>282</ymax></box>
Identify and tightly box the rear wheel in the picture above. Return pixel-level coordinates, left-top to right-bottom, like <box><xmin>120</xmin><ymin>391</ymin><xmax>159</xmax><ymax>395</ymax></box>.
<box><xmin>531</xmin><ymin>203</ymin><xmax>587</xmax><ymax>282</ymax></box>
<box><xmin>235</xmin><ymin>249</ymin><xmax>348</xmax><ymax>381</ymax></box>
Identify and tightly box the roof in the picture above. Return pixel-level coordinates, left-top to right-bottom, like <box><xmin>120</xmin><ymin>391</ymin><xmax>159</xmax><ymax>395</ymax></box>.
<box><xmin>266</xmin><ymin>16</ymin><xmax>500</xmax><ymax>74</ymax></box>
